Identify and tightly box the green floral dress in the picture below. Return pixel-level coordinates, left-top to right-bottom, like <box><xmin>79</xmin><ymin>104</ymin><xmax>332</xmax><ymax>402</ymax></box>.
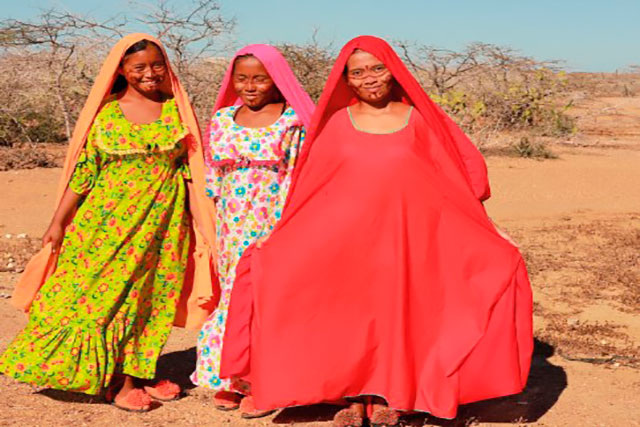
<box><xmin>0</xmin><ymin>97</ymin><xmax>192</xmax><ymax>395</ymax></box>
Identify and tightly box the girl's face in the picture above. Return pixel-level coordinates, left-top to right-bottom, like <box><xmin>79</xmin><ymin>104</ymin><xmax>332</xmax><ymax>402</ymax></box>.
<box><xmin>119</xmin><ymin>45</ymin><xmax>168</xmax><ymax>96</ymax></box>
<box><xmin>346</xmin><ymin>50</ymin><xmax>394</xmax><ymax>104</ymax></box>
<box><xmin>232</xmin><ymin>56</ymin><xmax>280</xmax><ymax>109</ymax></box>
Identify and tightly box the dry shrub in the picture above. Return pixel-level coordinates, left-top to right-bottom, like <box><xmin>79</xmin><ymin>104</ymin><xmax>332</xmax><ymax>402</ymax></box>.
<box><xmin>0</xmin><ymin>1</ymin><xmax>233</xmax><ymax>147</ymax></box>
<box><xmin>396</xmin><ymin>41</ymin><xmax>577</xmax><ymax>142</ymax></box>
<box><xmin>277</xmin><ymin>34</ymin><xmax>334</xmax><ymax>102</ymax></box>
<box><xmin>0</xmin><ymin>144</ymin><xmax>62</xmax><ymax>170</ymax></box>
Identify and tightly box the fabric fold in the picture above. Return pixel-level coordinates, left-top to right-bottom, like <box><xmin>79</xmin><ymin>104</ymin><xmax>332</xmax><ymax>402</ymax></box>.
<box><xmin>219</xmin><ymin>35</ymin><xmax>533</xmax><ymax>419</ymax></box>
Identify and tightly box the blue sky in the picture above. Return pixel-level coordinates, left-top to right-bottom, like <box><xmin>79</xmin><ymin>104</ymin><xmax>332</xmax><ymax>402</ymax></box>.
<box><xmin>3</xmin><ymin>0</ymin><xmax>639</xmax><ymax>71</ymax></box>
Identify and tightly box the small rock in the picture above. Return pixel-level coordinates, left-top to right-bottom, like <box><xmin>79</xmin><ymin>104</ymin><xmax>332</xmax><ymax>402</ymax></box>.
<box><xmin>4</xmin><ymin>234</ymin><xmax>11</xmax><ymax>239</ymax></box>
<box><xmin>567</xmin><ymin>317</ymin><xmax>579</xmax><ymax>326</ymax></box>
<box><xmin>16</xmin><ymin>233</ymin><xmax>27</xmax><ymax>239</ymax></box>
<box><xmin>0</xmin><ymin>293</ymin><xmax>10</xmax><ymax>299</ymax></box>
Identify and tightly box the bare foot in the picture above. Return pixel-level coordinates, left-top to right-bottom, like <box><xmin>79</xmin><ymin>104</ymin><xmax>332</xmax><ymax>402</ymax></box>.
<box><xmin>112</xmin><ymin>376</ymin><xmax>152</xmax><ymax>412</ymax></box>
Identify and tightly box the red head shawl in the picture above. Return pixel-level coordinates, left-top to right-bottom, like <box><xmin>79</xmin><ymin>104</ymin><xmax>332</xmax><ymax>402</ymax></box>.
<box><xmin>295</xmin><ymin>35</ymin><xmax>490</xmax><ymax>202</ymax></box>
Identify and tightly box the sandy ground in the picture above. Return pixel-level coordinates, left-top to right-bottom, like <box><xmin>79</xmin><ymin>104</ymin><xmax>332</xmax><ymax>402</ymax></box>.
<box><xmin>1</xmin><ymin>141</ymin><xmax>639</xmax><ymax>425</ymax></box>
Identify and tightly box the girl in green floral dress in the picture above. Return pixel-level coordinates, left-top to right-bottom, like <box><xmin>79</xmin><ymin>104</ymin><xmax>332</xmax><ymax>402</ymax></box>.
<box><xmin>0</xmin><ymin>35</ymin><xmax>212</xmax><ymax>412</ymax></box>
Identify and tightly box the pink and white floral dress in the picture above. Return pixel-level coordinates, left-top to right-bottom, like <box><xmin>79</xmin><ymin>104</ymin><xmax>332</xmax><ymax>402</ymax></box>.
<box><xmin>191</xmin><ymin>105</ymin><xmax>305</xmax><ymax>391</ymax></box>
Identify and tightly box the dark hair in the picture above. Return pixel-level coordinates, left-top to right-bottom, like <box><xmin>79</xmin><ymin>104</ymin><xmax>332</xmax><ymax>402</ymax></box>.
<box><xmin>125</xmin><ymin>39</ymin><xmax>162</xmax><ymax>57</ymax></box>
<box><xmin>232</xmin><ymin>53</ymin><xmax>255</xmax><ymax>73</ymax></box>
<box><xmin>111</xmin><ymin>39</ymin><xmax>163</xmax><ymax>94</ymax></box>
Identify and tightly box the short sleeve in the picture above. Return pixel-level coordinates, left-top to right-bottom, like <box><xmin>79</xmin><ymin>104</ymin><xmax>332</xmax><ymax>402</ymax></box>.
<box><xmin>69</xmin><ymin>126</ymin><xmax>101</xmax><ymax>196</ymax></box>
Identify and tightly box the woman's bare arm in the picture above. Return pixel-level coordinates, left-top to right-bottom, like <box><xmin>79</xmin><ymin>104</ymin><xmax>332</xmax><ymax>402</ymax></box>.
<box><xmin>42</xmin><ymin>187</ymin><xmax>83</xmax><ymax>253</ymax></box>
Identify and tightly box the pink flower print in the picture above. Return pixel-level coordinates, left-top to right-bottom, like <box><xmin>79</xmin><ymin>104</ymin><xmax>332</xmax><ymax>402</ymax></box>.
<box><xmin>163</xmin><ymin>115</ymin><xmax>173</xmax><ymax>124</ymax></box>
<box><xmin>227</xmin><ymin>198</ymin><xmax>240</xmax><ymax>213</ymax></box>
<box><xmin>255</xmin><ymin>206</ymin><xmax>269</xmax><ymax>221</ymax></box>
<box><xmin>248</xmin><ymin>170</ymin><xmax>263</xmax><ymax>184</ymax></box>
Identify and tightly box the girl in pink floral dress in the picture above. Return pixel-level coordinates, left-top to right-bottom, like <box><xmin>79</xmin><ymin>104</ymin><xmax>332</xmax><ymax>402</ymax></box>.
<box><xmin>190</xmin><ymin>44</ymin><xmax>314</xmax><ymax>418</ymax></box>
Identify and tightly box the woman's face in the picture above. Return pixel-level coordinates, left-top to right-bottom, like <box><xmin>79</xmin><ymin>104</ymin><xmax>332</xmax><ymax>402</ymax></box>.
<box><xmin>119</xmin><ymin>45</ymin><xmax>168</xmax><ymax>95</ymax></box>
<box><xmin>346</xmin><ymin>50</ymin><xmax>394</xmax><ymax>104</ymax></box>
<box><xmin>232</xmin><ymin>56</ymin><xmax>280</xmax><ymax>109</ymax></box>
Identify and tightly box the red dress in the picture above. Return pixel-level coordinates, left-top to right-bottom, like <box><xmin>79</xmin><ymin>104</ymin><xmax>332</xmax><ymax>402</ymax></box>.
<box><xmin>220</xmin><ymin>36</ymin><xmax>533</xmax><ymax>419</ymax></box>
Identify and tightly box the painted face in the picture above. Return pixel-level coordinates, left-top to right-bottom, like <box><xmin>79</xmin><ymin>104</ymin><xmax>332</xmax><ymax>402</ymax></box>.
<box><xmin>232</xmin><ymin>56</ymin><xmax>280</xmax><ymax>109</ymax></box>
<box><xmin>346</xmin><ymin>50</ymin><xmax>394</xmax><ymax>104</ymax></box>
<box><xmin>119</xmin><ymin>44</ymin><xmax>167</xmax><ymax>95</ymax></box>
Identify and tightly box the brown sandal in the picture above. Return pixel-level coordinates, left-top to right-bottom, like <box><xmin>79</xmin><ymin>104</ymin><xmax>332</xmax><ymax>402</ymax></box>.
<box><xmin>333</xmin><ymin>406</ymin><xmax>364</xmax><ymax>427</ymax></box>
<box><xmin>369</xmin><ymin>405</ymin><xmax>399</xmax><ymax>427</ymax></box>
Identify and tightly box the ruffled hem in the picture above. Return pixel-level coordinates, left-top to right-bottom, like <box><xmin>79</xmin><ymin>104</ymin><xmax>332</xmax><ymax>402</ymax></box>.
<box><xmin>0</xmin><ymin>313</ymin><xmax>158</xmax><ymax>395</ymax></box>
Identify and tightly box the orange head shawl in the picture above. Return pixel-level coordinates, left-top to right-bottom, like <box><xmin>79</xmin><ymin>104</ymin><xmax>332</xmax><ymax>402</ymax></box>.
<box><xmin>11</xmin><ymin>33</ymin><xmax>218</xmax><ymax>330</ymax></box>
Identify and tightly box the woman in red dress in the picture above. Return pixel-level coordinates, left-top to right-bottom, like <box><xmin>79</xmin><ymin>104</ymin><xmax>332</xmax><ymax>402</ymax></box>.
<box><xmin>220</xmin><ymin>36</ymin><xmax>533</xmax><ymax>426</ymax></box>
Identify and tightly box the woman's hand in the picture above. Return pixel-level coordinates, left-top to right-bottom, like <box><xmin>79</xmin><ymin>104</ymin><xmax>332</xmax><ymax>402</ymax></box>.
<box><xmin>41</xmin><ymin>185</ymin><xmax>83</xmax><ymax>254</ymax></box>
<box><xmin>255</xmin><ymin>234</ymin><xmax>270</xmax><ymax>249</ymax></box>
<box><xmin>42</xmin><ymin>221</ymin><xmax>65</xmax><ymax>254</ymax></box>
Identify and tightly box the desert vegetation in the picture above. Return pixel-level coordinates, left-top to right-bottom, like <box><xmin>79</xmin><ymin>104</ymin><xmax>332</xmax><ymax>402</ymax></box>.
<box><xmin>0</xmin><ymin>0</ymin><xmax>605</xmax><ymax>159</ymax></box>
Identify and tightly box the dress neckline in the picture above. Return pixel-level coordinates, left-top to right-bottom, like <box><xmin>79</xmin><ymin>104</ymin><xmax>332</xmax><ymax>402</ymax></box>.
<box><xmin>230</xmin><ymin>104</ymin><xmax>290</xmax><ymax>130</ymax></box>
<box><xmin>115</xmin><ymin>98</ymin><xmax>170</xmax><ymax>126</ymax></box>
<box><xmin>347</xmin><ymin>106</ymin><xmax>414</xmax><ymax>135</ymax></box>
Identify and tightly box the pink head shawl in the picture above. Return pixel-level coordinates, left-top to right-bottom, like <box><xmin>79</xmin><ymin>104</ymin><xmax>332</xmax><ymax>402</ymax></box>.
<box><xmin>206</xmin><ymin>44</ymin><xmax>315</xmax><ymax>144</ymax></box>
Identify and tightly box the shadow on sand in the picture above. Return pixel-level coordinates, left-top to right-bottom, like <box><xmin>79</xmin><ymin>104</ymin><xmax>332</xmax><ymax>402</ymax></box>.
<box><xmin>38</xmin><ymin>339</ymin><xmax>567</xmax><ymax>424</ymax></box>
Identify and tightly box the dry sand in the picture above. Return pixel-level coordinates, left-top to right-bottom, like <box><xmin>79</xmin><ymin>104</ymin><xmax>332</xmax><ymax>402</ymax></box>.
<box><xmin>1</xmin><ymin>142</ymin><xmax>639</xmax><ymax>425</ymax></box>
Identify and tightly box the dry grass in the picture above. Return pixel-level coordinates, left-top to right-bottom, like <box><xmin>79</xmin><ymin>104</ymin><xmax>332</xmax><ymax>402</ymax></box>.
<box><xmin>512</xmin><ymin>214</ymin><xmax>640</xmax><ymax>367</ymax></box>
<box><xmin>0</xmin><ymin>144</ymin><xmax>64</xmax><ymax>171</ymax></box>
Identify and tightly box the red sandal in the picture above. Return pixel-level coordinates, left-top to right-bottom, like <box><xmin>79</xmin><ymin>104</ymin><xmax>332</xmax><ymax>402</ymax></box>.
<box><xmin>239</xmin><ymin>395</ymin><xmax>276</xmax><ymax>419</ymax></box>
<box><xmin>144</xmin><ymin>379</ymin><xmax>182</xmax><ymax>402</ymax></box>
<box><xmin>106</xmin><ymin>386</ymin><xmax>152</xmax><ymax>413</ymax></box>
<box><xmin>213</xmin><ymin>390</ymin><xmax>243</xmax><ymax>411</ymax></box>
